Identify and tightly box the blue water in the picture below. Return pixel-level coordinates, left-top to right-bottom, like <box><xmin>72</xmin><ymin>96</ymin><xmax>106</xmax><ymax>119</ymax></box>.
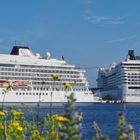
<box><xmin>8</xmin><ymin>103</ymin><xmax>140</xmax><ymax>140</ymax></box>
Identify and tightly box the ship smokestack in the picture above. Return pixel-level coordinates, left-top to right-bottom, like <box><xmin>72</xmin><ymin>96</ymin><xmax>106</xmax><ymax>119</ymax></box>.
<box><xmin>128</xmin><ymin>50</ymin><xmax>136</xmax><ymax>60</ymax></box>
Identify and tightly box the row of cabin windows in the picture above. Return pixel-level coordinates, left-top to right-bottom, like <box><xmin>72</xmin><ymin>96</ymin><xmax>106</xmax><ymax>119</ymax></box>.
<box><xmin>128</xmin><ymin>76</ymin><xmax>140</xmax><ymax>78</ymax></box>
<box><xmin>0</xmin><ymin>72</ymin><xmax>79</xmax><ymax>78</ymax></box>
<box><xmin>20</xmin><ymin>65</ymin><xmax>73</xmax><ymax>70</ymax></box>
<box><xmin>126</xmin><ymin>94</ymin><xmax>140</xmax><ymax>96</ymax></box>
<box><xmin>0</xmin><ymin>75</ymin><xmax>82</xmax><ymax>82</ymax></box>
<box><xmin>33</xmin><ymin>87</ymin><xmax>87</xmax><ymax>91</ymax></box>
<box><xmin>0</xmin><ymin>68</ymin><xmax>79</xmax><ymax>75</ymax></box>
<box><xmin>128</xmin><ymin>79</ymin><xmax>140</xmax><ymax>81</ymax></box>
<box><xmin>125</xmin><ymin>67</ymin><xmax>140</xmax><ymax>69</ymax></box>
<box><xmin>33</xmin><ymin>82</ymin><xmax>85</xmax><ymax>86</ymax></box>
<box><xmin>128</xmin><ymin>73</ymin><xmax>140</xmax><ymax>75</ymax></box>
<box><xmin>0</xmin><ymin>72</ymin><xmax>80</xmax><ymax>79</ymax></box>
<box><xmin>16</xmin><ymin>92</ymin><xmax>48</xmax><ymax>95</ymax></box>
<box><xmin>128</xmin><ymin>82</ymin><xmax>140</xmax><ymax>85</ymax></box>
<box><xmin>1</xmin><ymin>87</ymin><xmax>87</xmax><ymax>92</ymax></box>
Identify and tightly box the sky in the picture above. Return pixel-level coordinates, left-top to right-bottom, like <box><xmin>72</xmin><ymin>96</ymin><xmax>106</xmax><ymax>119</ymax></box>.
<box><xmin>0</xmin><ymin>0</ymin><xmax>140</xmax><ymax>87</ymax></box>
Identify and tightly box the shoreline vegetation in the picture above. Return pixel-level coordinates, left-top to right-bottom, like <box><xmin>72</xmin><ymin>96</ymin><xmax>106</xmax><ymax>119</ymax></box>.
<box><xmin>0</xmin><ymin>73</ymin><xmax>139</xmax><ymax>140</ymax></box>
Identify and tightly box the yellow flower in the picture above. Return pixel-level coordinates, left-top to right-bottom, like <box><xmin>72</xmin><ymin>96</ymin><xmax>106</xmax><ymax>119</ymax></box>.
<box><xmin>0</xmin><ymin>111</ymin><xmax>5</xmax><ymax>116</ymax></box>
<box><xmin>76</xmin><ymin>113</ymin><xmax>83</xmax><ymax>121</ymax></box>
<box><xmin>0</xmin><ymin>124</ymin><xmax>4</xmax><ymax>130</ymax></box>
<box><xmin>11</xmin><ymin>121</ymin><xmax>20</xmax><ymax>128</ymax></box>
<box><xmin>52</xmin><ymin>114</ymin><xmax>68</xmax><ymax>122</ymax></box>
<box><xmin>17</xmin><ymin>126</ymin><xmax>24</xmax><ymax>132</ymax></box>
<box><xmin>64</xmin><ymin>82</ymin><xmax>71</xmax><ymax>88</ymax></box>
<box><xmin>57</xmin><ymin>116</ymin><xmax>68</xmax><ymax>122</ymax></box>
<box><xmin>51</xmin><ymin>73</ymin><xmax>59</xmax><ymax>80</ymax></box>
<box><xmin>11</xmin><ymin>110</ymin><xmax>24</xmax><ymax>116</ymax></box>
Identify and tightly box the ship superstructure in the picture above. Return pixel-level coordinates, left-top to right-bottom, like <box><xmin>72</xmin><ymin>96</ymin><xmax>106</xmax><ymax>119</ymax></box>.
<box><xmin>97</xmin><ymin>50</ymin><xmax>140</xmax><ymax>102</ymax></box>
<box><xmin>0</xmin><ymin>46</ymin><xmax>94</xmax><ymax>103</ymax></box>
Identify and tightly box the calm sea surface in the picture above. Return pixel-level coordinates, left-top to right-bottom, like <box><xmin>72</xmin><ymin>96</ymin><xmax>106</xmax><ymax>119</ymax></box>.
<box><xmin>7</xmin><ymin>103</ymin><xmax>140</xmax><ymax>140</ymax></box>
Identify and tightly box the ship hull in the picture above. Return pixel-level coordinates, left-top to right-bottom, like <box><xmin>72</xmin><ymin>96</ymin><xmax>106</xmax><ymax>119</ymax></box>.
<box><xmin>0</xmin><ymin>90</ymin><xmax>96</xmax><ymax>103</ymax></box>
<box><xmin>99</xmin><ymin>85</ymin><xmax>140</xmax><ymax>103</ymax></box>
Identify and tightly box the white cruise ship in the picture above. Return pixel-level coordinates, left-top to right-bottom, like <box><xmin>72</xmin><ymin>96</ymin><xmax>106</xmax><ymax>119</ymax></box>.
<box><xmin>97</xmin><ymin>50</ymin><xmax>140</xmax><ymax>102</ymax></box>
<box><xmin>0</xmin><ymin>46</ymin><xmax>95</xmax><ymax>103</ymax></box>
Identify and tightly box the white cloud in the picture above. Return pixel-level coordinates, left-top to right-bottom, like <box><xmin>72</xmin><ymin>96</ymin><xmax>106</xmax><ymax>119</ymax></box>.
<box><xmin>109</xmin><ymin>16</ymin><xmax>127</xmax><ymax>25</ymax></box>
<box><xmin>86</xmin><ymin>15</ymin><xmax>109</xmax><ymax>23</ymax></box>
<box><xmin>84</xmin><ymin>15</ymin><xmax>109</xmax><ymax>23</ymax></box>
<box><xmin>106</xmin><ymin>35</ymin><xmax>136</xmax><ymax>43</ymax></box>
<box><xmin>116</xmin><ymin>16</ymin><xmax>126</xmax><ymax>20</ymax></box>
<box><xmin>83</xmin><ymin>14</ymin><xmax>127</xmax><ymax>25</ymax></box>
<box><xmin>109</xmin><ymin>20</ymin><xmax>124</xmax><ymax>25</ymax></box>
<box><xmin>82</xmin><ymin>0</ymin><xmax>127</xmax><ymax>25</ymax></box>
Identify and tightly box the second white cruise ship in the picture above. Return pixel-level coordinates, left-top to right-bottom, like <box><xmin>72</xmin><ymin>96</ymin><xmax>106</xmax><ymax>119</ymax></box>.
<box><xmin>97</xmin><ymin>50</ymin><xmax>140</xmax><ymax>102</ymax></box>
<box><xmin>0</xmin><ymin>46</ymin><xmax>96</xmax><ymax>103</ymax></box>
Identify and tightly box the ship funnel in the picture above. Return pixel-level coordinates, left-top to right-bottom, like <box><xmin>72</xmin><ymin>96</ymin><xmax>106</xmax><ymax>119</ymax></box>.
<box><xmin>10</xmin><ymin>46</ymin><xmax>32</xmax><ymax>56</ymax></box>
<box><xmin>128</xmin><ymin>50</ymin><xmax>136</xmax><ymax>60</ymax></box>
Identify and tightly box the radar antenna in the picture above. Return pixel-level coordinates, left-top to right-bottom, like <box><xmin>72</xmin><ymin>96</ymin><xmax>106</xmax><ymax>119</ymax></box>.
<box><xmin>14</xmin><ymin>40</ymin><xmax>17</xmax><ymax>46</ymax></box>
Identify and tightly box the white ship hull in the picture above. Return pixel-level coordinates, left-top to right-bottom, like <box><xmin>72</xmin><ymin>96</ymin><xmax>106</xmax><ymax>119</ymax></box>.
<box><xmin>99</xmin><ymin>84</ymin><xmax>140</xmax><ymax>103</ymax></box>
<box><xmin>99</xmin><ymin>90</ymin><xmax>140</xmax><ymax>103</ymax></box>
<box><xmin>0</xmin><ymin>90</ymin><xmax>96</xmax><ymax>103</ymax></box>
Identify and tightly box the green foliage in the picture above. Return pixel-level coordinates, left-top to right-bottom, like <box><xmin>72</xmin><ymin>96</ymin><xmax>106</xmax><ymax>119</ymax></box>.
<box><xmin>59</xmin><ymin>93</ymin><xmax>82</xmax><ymax>140</ymax></box>
<box><xmin>117</xmin><ymin>112</ymin><xmax>135</xmax><ymax>140</ymax></box>
<box><xmin>0</xmin><ymin>109</ymin><xmax>26</xmax><ymax>140</ymax></box>
<box><xmin>29</xmin><ymin>122</ymin><xmax>45</xmax><ymax>140</ymax></box>
<box><xmin>46</xmin><ymin>114</ymin><xmax>60</xmax><ymax>140</ymax></box>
